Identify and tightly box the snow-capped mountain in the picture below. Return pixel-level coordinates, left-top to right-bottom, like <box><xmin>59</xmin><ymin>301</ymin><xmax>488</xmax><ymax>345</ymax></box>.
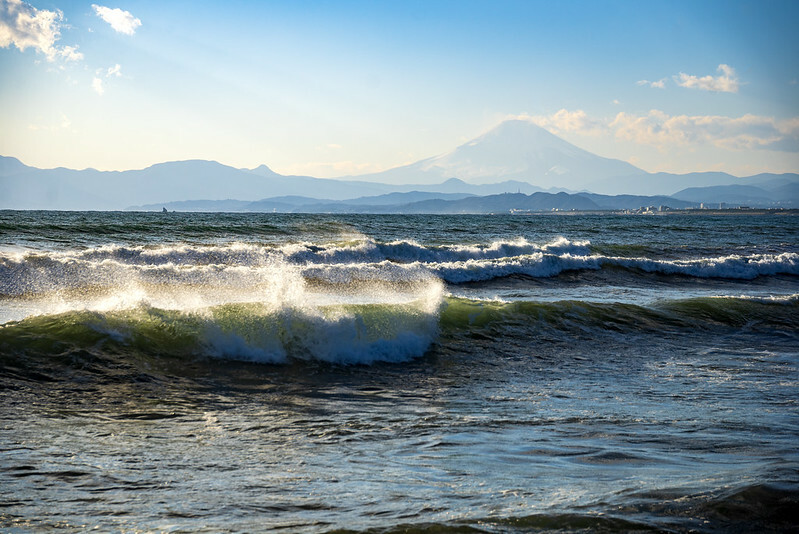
<box><xmin>349</xmin><ymin>119</ymin><xmax>645</xmax><ymax>189</ymax></box>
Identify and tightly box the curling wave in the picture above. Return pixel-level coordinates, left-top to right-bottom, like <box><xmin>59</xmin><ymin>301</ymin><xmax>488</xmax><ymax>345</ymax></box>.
<box><xmin>0</xmin><ymin>298</ymin><xmax>442</xmax><ymax>366</ymax></box>
<box><xmin>2</xmin><ymin>293</ymin><xmax>794</xmax><ymax>376</ymax></box>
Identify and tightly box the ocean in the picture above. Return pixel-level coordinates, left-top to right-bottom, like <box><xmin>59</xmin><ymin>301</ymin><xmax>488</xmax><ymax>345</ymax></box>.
<box><xmin>1</xmin><ymin>210</ymin><xmax>797</xmax><ymax>533</ymax></box>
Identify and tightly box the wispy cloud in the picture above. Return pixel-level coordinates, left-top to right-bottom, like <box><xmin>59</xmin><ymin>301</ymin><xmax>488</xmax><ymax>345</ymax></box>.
<box><xmin>0</xmin><ymin>0</ymin><xmax>82</xmax><ymax>61</ymax></box>
<box><xmin>675</xmin><ymin>64</ymin><xmax>739</xmax><ymax>93</ymax></box>
<box><xmin>28</xmin><ymin>113</ymin><xmax>71</xmax><ymax>131</ymax></box>
<box><xmin>636</xmin><ymin>79</ymin><xmax>666</xmax><ymax>89</ymax></box>
<box><xmin>634</xmin><ymin>65</ymin><xmax>740</xmax><ymax>92</ymax></box>
<box><xmin>92</xmin><ymin>4</ymin><xmax>141</xmax><ymax>35</ymax></box>
<box><xmin>92</xmin><ymin>77</ymin><xmax>105</xmax><ymax>95</ymax></box>
<box><xmin>90</xmin><ymin>64</ymin><xmax>122</xmax><ymax>95</ymax></box>
<box><xmin>58</xmin><ymin>44</ymin><xmax>83</xmax><ymax>62</ymax></box>
<box><xmin>514</xmin><ymin>109</ymin><xmax>606</xmax><ymax>136</ymax></box>
<box><xmin>106</xmin><ymin>63</ymin><xmax>122</xmax><ymax>77</ymax></box>
<box><xmin>613</xmin><ymin>110</ymin><xmax>797</xmax><ymax>151</ymax></box>
<box><xmin>524</xmin><ymin>109</ymin><xmax>798</xmax><ymax>152</ymax></box>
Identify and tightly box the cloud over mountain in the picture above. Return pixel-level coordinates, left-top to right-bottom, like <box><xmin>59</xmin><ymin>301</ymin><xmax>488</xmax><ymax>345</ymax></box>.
<box><xmin>523</xmin><ymin>109</ymin><xmax>799</xmax><ymax>154</ymax></box>
<box><xmin>611</xmin><ymin>111</ymin><xmax>799</xmax><ymax>151</ymax></box>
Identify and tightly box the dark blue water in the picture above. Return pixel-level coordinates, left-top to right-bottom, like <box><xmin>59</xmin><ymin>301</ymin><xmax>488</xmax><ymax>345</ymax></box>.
<box><xmin>1</xmin><ymin>211</ymin><xmax>798</xmax><ymax>532</ymax></box>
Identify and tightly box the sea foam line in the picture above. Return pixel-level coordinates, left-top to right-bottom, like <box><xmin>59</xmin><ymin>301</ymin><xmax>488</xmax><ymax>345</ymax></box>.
<box><xmin>0</xmin><ymin>237</ymin><xmax>590</xmax><ymax>267</ymax></box>
<box><xmin>1</xmin><ymin>243</ymin><xmax>797</xmax><ymax>297</ymax></box>
<box><xmin>300</xmin><ymin>251</ymin><xmax>799</xmax><ymax>284</ymax></box>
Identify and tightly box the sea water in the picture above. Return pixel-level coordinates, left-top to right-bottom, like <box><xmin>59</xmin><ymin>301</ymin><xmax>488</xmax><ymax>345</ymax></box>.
<box><xmin>1</xmin><ymin>211</ymin><xmax>797</xmax><ymax>532</ymax></box>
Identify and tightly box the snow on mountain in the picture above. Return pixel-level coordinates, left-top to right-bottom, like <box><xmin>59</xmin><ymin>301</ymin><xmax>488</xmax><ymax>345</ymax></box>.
<box><xmin>349</xmin><ymin>120</ymin><xmax>645</xmax><ymax>189</ymax></box>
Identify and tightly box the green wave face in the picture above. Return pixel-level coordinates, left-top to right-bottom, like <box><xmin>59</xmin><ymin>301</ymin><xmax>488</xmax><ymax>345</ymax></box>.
<box><xmin>3</xmin><ymin>295</ymin><xmax>795</xmax><ymax>376</ymax></box>
<box><xmin>439</xmin><ymin>295</ymin><xmax>799</xmax><ymax>334</ymax></box>
<box><xmin>0</xmin><ymin>300</ymin><xmax>442</xmax><ymax>367</ymax></box>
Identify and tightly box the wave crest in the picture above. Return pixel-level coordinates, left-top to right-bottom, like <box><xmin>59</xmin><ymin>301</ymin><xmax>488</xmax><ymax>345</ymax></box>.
<box><xmin>0</xmin><ymin>293</ymin><xmax>443</xmax><ymax>365</ymax></box>
<box><xmin>3</xmin><ymin>239</ymin><xmax>796</xmax><ymax>300</ymax></box>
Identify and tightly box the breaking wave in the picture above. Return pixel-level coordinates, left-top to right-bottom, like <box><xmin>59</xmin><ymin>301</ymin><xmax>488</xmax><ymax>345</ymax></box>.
<box><xmin>2</xmin><ymin>293</ymin><xmax>795</xmax><ymax>374</ymax></box>
<box><xmin>2</xmin><ymin>238</ymin><xmax>797</xmax><ymax>298</ymax></box>
<box><xmin>0</xmin><ymin>299</ymin><xmax>441</xmax><ymax>365</ymax></box>
<box><xmin>2</xmin><ymin>236</ymin><xmax>796</xmax><ymax>368</ymax></box>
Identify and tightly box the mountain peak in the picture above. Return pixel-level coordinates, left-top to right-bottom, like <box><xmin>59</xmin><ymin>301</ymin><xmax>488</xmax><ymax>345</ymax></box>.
<box><xmin>409</xmin><ymin>119</ymin><xmax>644</xmax><ymax>188</ymax></box>
<box><xmin>247</xmin><ymin>164</ymin><xmax>280</xmax><ymax>177</ymax></box>
<box><xmin>453</xmin><ymin>119</ymin><xmax>589</xmax><ymax>158</ymax></box>
<box><xmin>345</xmin><ymin>120</ymin><xmax>644</xmax><ymax>188</ymax></box>
<box><xmin>480</xmin><ymin>118</ymin><xmax>559</xmax><ymax>139</ymax></box>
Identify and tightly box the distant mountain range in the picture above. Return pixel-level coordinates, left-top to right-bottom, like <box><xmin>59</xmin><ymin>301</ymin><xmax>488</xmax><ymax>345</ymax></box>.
<box><xmin>1</xmin><ymin>120</ymin><xmax>797</xmax><ymax>211</ymax></box>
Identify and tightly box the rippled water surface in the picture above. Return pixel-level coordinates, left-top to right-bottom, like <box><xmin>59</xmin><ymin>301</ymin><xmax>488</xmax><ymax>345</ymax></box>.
<box><xmin>1</xmin><ymin>212</ymin><xmax>798</xmax><ymax>532</ymax></box>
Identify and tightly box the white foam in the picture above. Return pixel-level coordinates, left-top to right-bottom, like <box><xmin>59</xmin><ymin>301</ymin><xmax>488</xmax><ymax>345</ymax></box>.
<box><xmin>3</xmin><ymin>241</ymin><xmax>798</xmax><ymax>302</ymax></box>
<box><xmin>423</xmin><ymin>251</ymin><xmax>799</xmax><ymax>283</ymax></box>
<box><xmin>0</xmin><ymin>242</ymin><xmax>447</xmax><ymax>364</ymax></box>
<box><xmin>160</xmin><ymin>284</ymin><xmax>444</xmax><ymax>365</ymax></box>
<box><xmin>721</xmin><ymin>293</ymin><xmax>799</xmax><ymax>304</ymax></box>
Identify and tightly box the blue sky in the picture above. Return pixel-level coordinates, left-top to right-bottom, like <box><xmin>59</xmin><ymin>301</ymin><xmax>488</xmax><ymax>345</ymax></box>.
<box><xmin>1</xmin><ymin>0</ymin><xmax>797</xmax><ymax>177</ymax></box>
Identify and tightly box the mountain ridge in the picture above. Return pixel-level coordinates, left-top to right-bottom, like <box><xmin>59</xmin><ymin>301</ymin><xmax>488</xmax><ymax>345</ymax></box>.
<box><xmin>2</xmin><ymin>119</ymin><xmax>797</xmax><ymax>210</ymax></box>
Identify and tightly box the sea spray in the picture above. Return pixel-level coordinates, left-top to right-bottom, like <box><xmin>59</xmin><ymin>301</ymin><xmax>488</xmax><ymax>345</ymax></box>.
<box><xmin>0</xmin><ymin>250</ymin><xmax>446</xmax><ymax>364</ymax></box>
<box><xmin>194</xmin><ymin>283</ymin><xmax>444</xmax><ymax>364</ymax></box>
<box><xmin>4</xmin><ymin>240</ymin><xmax>796</xmax><ymax>302</ymax></box>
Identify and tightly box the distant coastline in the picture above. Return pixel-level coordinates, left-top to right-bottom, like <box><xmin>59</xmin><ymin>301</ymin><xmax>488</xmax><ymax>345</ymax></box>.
<box><xmin>509</xmin><ymin>208</ymin><xmax>799</xmax><ymax>216</ymax></box>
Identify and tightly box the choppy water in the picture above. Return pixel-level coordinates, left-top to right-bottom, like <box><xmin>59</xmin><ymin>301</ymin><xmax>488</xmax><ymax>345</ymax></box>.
<box><xmin>1</xmin><ymin>211</ymin><xmax>798</xmax><ymax>532</ymax></box>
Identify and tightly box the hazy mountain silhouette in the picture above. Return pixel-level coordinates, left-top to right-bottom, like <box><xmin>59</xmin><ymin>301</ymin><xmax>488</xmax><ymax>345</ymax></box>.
<box><xmin>2</xmin><ymin>119</ymin><xmax>797</xmax><ymax>210</ymax></box>
<box><xmin>672</xmin><ymin>184</ymin><xmax>798</xmax><ymax>207</ymax></box>
<box><xmin>349</xmin><ymin>120</ymin><xmax>644</xmax><ymax>189</ymax></box>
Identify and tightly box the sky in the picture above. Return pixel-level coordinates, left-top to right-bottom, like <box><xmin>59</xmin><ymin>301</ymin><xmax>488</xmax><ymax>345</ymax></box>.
<box><xmin>1</xmin><ymin>0</ymin><xmax>797</xmax><ymax>178</ymax></box>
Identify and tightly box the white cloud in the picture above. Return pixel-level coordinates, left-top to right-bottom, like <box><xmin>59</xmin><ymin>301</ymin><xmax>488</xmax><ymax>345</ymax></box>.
<box><xmin>58</xmin><ymin>44</ymin><xmax>83</xmax><ymax>62</ymax></box>
<box><xmin>92</xmin><ymin>4</ymin><xmax>141</xmax><ymax>35</ymax></box>
<box><xmin>515</xmin><ymin>109</ymin><xmax>606</xmax><ymax>136</ymax></box>
<box><xmin>89</xmin><ymin>64</ymin><xmax>122</xmax><ymax>94</ymax></box>
<box><xmin>106</xmin><ymin>63</ymin><xmax>121</xmax><ymax>77</ymax></box>
<box><xmin>92</xmin><ymin>76</ymin><xmax>105</xmax><ymax>95</ymax></box>
<box><xmin>0</xmin><ymin>0</ymin><xmax>82</xmax><ymax>61</ymax></box>
<box><xmin>636</xmin><ymin>79</ymin><xmax>666</xmax><ymax>89</ymax></box>
<box><xmin>676</xmin><ymin>64</ymin><xmax>739</xmax><ymax>93</ymax></box>
<box><xmin>522</xmin><ymin>109</ymin><xmax>798</xmax><ymax>153</ymax></box>
<box><xmin>611</xmin><ymin>110</ymin><xmax>797</xmax><ymax>151</ymax></box>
